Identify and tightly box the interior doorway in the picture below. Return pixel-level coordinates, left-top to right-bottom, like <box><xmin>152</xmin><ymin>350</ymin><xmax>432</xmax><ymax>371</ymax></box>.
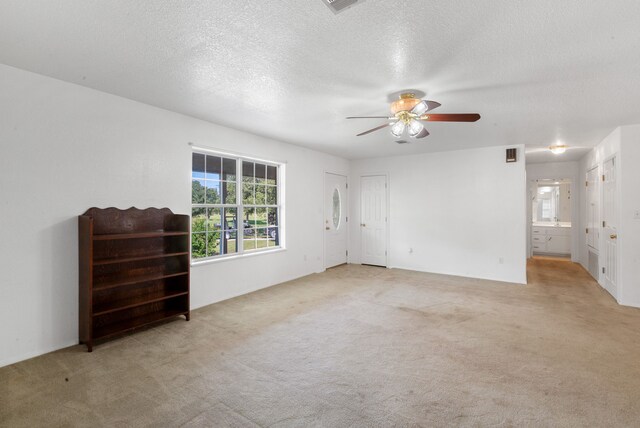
<box><xmin>324</xmin><ymin>172</ymin><xmax>348</xmax><ymax>269</ymax></box>
<box><xmin>529</xmin><ymin>178</ymin><xmax>573</xmax><ymax>261</ymax></box>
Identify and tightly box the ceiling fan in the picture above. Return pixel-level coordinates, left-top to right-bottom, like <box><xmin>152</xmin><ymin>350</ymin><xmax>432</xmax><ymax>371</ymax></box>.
<box><xmin>347</xmin><ymin>92</ymin><xmax>481</xmax><ymax>139</ymax></box>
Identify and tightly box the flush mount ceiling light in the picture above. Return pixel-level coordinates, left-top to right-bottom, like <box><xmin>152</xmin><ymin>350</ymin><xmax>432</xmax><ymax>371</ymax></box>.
<box><xmin>346</xmin><ymin>92</ymin><xmax>481</xmax><ymax>140</ymax></box>
<box><xmin>549</xmin><ymin>144</ymin><xmax>568</xmax><ymax>154</ymax></box>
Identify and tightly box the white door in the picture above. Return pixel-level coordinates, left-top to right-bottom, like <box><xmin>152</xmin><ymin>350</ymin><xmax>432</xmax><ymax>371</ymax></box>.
<box><xmin>324</xmin><ymin>173</ymin><xmax>348</xmax><ymax>268</ymax></box>
<box><xmin>586</xmin><ymin>166</ymin><xmax>599</xmax><ymax>250</ymax></box>
<box><xmin>360</xmin><ymin>175</ymin><xmax>387</xmax><ymax>266</ymax></box>
<box><xmin>602</xmin><ymin>158</ymin><xmax>618</xmax><ymax>298</ymax></box>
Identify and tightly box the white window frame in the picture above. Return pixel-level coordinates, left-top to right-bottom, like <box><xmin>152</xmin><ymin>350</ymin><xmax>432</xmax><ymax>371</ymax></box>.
<box><xmin>191</xmin><ymin>147</ymin><xmax>285</xmax><ymax>265</ymax></box>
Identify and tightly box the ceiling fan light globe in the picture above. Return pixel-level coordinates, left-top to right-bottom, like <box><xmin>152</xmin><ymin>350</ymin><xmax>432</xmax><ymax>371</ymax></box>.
<box><xmin>390</xmin><ymin>121</ymin><xmax>405</xmax><ymax>137</ymax></box>
<box><xmin>411</xmin><ymin>101</ymin><xmax>428</xmax><ymax>116</ymax></box>
<box><xmin>407</xmin><ymin>120</ymin><xmax>424</xmax><ymax>137</ymax></box>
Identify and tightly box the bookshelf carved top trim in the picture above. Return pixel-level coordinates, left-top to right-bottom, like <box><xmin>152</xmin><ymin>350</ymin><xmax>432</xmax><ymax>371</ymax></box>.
<box><xmin>81</xmin><ymin>207</ymin><xmax>176</xmax><ymax>235</ymax></box>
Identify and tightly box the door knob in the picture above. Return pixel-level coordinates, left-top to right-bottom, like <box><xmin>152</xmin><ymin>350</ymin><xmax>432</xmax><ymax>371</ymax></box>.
<box><xmin>610</xmin><ymin>234</ymin><xmax>617</xmax><ymax>239</ymax></box>
<box><xmin>361</xmin><ymin>223</ymin><xmax>366</xmax><ymax>227</ymax></box>
<box><xmin>325</xmin><ymin>227</ymin><xmax>330</xmax><ymax>230</ymax></box>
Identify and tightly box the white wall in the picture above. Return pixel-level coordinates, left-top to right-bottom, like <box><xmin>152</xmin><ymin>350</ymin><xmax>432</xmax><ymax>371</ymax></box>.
<box><xmin>525</xmin><ymin>161</ymin><xmax>580</xmax><ymax>261</ymax></box>
<box><xmin>0</xmin><ymin>64</ymin><xmax>348</xmax><ymax>367</ymax></box>
<box><xmin>349</xmin><ymin>145</ymin><xmax>527</xmax><ymax>284</ymax></box>
<box><xmin>619</xmin><ymin>125</ymin><xmax>640</xmax><ymax>307</ymax></box>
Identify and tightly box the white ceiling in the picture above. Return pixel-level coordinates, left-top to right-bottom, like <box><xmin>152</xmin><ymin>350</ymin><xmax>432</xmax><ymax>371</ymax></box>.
<box><xmin>1</xmin><ymin>1</ymin><xmax>639</xmax><ymax>161</ymax></box>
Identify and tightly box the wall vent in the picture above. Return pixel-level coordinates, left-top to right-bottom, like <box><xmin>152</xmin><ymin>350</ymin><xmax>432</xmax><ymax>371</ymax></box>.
<box><xmin>588</xmin><ymin>250</ymin><xmax>599</xmax><ymax>280</ymax></box>
<box><xmin>321</xmin><ymin>0</ymin><xmax>364</xmax><ymax>14</ymax></box>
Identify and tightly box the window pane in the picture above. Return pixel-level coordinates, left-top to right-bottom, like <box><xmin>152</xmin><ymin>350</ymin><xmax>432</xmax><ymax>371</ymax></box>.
<box><xmin>266</xmin><ymin>185</ymin><xmax>277</xmax><ymax>205</ymax></box>
<box><xmin>332</xmin><ymin>188</ymin><xmax>341</xmax><ymax>229</ymax></box>
<box><xmin>207</xmin><ymin>207</ymin><xmax>221</xmax><ymax>231</ymax></box>
<box><xmin>267</xmin><ymin>208</ymin><xmax>278</xmax><ymax>226</ymax></box>
<box><xmin>206</xmin><ymin>181</ymin><xmax>221</xmax><ymax>204</ymax></box>
<box><xmin>255</xmin><ymin>163</ymin><xmax>266</xmax><ymax>184</ymax></box>
<box><xmin>255</xmin><ymin>229</ymin><xmax>268</xmax><ymax>249</ymax></box>
<box><xmin>222</xmin><ymin>181</ymin><xmax>236</xmax><ymax>204</ymax></box>
<box><xmin>255</xmin><ymin>185</ymin><xmax>266</xmax><ymax>205</ymax></box>
<box><xmin>192</xmin><ymin>179</ymin><xmax>206</xmax><ymax>204</ymax></box>
<box><xmin>192</xmin><ymin>233</ymin><xmax>206</xmax><ymax>258</ymax></box>
<box><xmin>223</xmin><ymin>230</ymin><xmax>238</xmax><ymax>254</ymax></box>
<box><xmin>222</xmin><ymin>157</ymin><xmax>236</xmax><ymax>181</ymax></box>
<box><xmin>192</xmin><ymin>208</ymin><xmax>206</xmax><ymax>232</ymax></box>
<box><xmin>223</xmin><ymin>207</ymin><xmax>237</xmax><ymax>230</ymax></box>
<box><xmin>243</xmin><ymin>237</ymin><xmax>256</xmax><ymax>251</ymax></box>
<box><xmin>244</xmin><ymin>208</ymin><xmax>256</xmax><ymax>229</ymax></box>
<box><xmin>207</xmin><ymin>231</ymin><xmax>220</xmax><ymax>257</ymax></box>
<box><xmin>255</xmin><ymin>207</ymin><xmax>267</xmax><ymax>227</ymax></box>
<box><xmin>206</xmin><ymin>155</ymin><xmax>221</xmax><ymax>180</ymax></box>
<box><xmin>267</xmin><ymin>227</ymin><xmax>278</xmax><ymax>247</ymax></box>
<box><xmin>243</xmin><ymin>183</ymin><xmax>254</xmax><ymax>205</ymax></box>
<box><xmin>267</xmin><ymin>165</ymin><xmax>277</xmax><ymax>185</ymax></box>
<box><xmin>192</xmin><ymin>153</ymin><xmax>205</xmax><ymax>179</ymax></box>
<box><xmin>242</xmin><ymin>161</ymin><xmax>254</xmax><ymax>183</ymax></box>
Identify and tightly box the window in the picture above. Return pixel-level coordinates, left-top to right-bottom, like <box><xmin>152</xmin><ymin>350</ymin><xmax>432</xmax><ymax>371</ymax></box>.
<box><xmin>191</xmin><ymin>150</ymin><xmax>281</xmax><ymax>261</ymax></box>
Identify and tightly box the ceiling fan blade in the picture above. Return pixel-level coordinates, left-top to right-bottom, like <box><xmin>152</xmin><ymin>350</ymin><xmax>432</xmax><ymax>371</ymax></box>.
<box><xmin>411</xmin><ymin>100</ymin><xmax>441</xmax><ymax>116</ymax></box>
<box><xmin>419</xmin><ymin>113</ymin><xmax>481</xmax><ymax>122</ymax></box>
<box><xmin>346</xmin><ymin>116</ymin><xmax>392</xmax><ymax>119</ymax></box>
<box><xmin>415</xmin><ymin>127</ymin><xmax>430</xmax><ymax>139</ymax></box>
<box><xmin>356</xmin><ymin>122</ymin><xmax>391</xmax><ymax>137</ymax></box>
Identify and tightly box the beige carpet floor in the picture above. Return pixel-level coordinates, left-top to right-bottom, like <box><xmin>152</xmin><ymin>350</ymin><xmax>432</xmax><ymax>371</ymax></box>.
<box><xmin>2</xmin><ymin>259</ymin><xmax>640</xmax><ymax>427</ymax></box>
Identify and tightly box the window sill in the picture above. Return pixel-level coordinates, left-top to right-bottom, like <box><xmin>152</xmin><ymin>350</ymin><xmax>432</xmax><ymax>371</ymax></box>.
<box><xmin>190</xmin><ymin>247</ymin><xmax>286</xmax><ymax>267</ymax></box>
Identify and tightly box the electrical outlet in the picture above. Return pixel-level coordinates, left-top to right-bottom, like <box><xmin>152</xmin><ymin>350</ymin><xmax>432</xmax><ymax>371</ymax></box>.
<box><xmin>634</xmin><ymin>210</ymin><xmax>640</xmax><ymax>220</ymax></box>
<box><xmin>498</xmin><ymin>257</ymin><xmax>504</xmax><ymax>264</ymax></box>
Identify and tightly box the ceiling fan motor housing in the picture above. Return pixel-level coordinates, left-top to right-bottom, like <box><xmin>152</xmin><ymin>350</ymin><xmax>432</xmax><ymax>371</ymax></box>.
<box><xmin>390</xmin><ymin>93</ymin><xmax>421</xmax><ymax>114</ymax></box>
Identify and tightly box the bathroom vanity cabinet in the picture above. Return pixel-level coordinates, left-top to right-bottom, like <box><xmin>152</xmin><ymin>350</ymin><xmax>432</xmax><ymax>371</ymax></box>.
<box><xmin>532</xmin><ymin>225</ymin><xmax>571</xmax><ymax>255</ymax></box>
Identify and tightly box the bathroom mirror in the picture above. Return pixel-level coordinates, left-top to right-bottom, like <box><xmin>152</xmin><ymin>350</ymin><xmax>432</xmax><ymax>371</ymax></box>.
<box><xmin>532</xmin><ymin>181</ymin><xmax>571</xmax><ymax>225</ymax></box>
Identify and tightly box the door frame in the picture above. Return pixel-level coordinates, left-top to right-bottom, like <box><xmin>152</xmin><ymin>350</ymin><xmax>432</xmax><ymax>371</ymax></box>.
<box><xmin>360</xmin><ymin>173</ymin><xmax>390</xmax><ymax>268</ymax></box>
<box><xmin>323</xmin><ymin>171</ymin><xmax>349</xmax><ymax>270</ymax></box>
<box><xmin>526</xmin><ymin>176</ymin><xmax>576</xmax><ymax>259</ymax></box>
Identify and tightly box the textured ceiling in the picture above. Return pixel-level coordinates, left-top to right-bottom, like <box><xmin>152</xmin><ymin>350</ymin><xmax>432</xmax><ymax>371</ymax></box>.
<box><xmin>1</xmin><ymin>1</ymin><xmax>639</xmax><ymax>160</ymax></box>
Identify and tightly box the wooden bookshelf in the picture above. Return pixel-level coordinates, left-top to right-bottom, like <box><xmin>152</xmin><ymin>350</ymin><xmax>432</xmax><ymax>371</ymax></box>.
<box><xmin>79</xmin><ymin>207</ymin><xmax>190</xmax><ymax>351</ymax></box>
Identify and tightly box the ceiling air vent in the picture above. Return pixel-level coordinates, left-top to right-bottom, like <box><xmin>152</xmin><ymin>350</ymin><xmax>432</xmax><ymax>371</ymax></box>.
<box><xmin>321</xmin><ymin>0</ymin><xmax>364</xmax><ymax>14</ymax></box>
